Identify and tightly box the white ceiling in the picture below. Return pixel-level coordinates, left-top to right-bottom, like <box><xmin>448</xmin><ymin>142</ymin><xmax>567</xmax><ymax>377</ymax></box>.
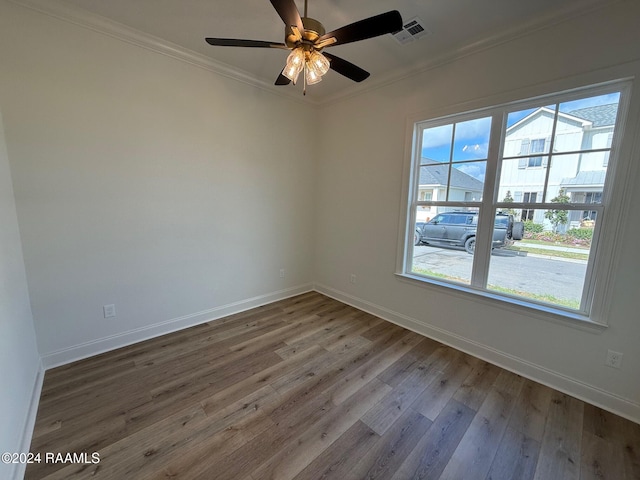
<box><xmin>41</xmin><ymin>0</ymin><xmax>615</xmax><ymax>102</ymax></box>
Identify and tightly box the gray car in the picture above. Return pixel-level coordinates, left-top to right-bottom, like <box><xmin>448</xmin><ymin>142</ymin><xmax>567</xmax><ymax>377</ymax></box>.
<box><xmin>415</xmin><ymin>211</ymin><xmax>524</xmax><ymax>254</ymax></box>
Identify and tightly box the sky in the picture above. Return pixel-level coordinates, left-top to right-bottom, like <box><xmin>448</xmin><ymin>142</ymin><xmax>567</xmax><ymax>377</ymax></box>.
<box><xmin>420</xmin><ymin>91</ymin><xmax>621</xmax><ymax>183</ymax></box>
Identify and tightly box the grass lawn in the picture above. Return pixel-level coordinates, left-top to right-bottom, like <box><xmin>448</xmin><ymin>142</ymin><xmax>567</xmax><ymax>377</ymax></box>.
<box><xmin>411</xmin><ymin>267</ymin><xmax>581</xmax><ymax>309</ymax></box>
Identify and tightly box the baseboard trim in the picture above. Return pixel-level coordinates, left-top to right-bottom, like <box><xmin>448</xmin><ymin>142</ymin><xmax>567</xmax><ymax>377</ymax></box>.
<box><xmin>12</xmin><ymin>359</ymin><xmax>45</xmax><ymax>480</ymax></box>
<box><xmin>313</xmin><ymin>283</ymin><xmax>640</xmax><ymax>425</ymax></box>
<box><xmin>41</xmin><ymin>284</ymin><xmax>313</xmax><ymax>369</ymax></box>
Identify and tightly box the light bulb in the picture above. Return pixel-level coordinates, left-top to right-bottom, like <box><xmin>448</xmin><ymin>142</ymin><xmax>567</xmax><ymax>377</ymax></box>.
<box><xmin>305</xmin><ymin>63</ymin><xmax>322</xmax><ymax>85</ymax></box>
<box><xmin>287</xmin><ymin>47</ymin><xmax>305</xmax><ymax>68</ymax></box>
<box><xmin>283</xmin><ymin>48</ymin><xmax>305</xmax><ymax>83</ymax></box>
<box><xmin>283</xmin><ymin>62</ymin><xmax>302</xmax><ymax>83</ymax></box>
<box><xmin>309</xmin><ymin>51</ymin><xmax>330</xmax><ymax>76</ymax></box>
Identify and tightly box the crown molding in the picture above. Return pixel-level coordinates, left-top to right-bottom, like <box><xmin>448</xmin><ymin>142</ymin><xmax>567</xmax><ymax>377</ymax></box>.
<box><xmin>6</xmin><ymin>0</ymin><xmax>319</xmax><ymax>106</ymax></box>
<box><xmin>7</xmin><ymin>0</ymin><xmax>624</xmax><ymax>107</ymax></box>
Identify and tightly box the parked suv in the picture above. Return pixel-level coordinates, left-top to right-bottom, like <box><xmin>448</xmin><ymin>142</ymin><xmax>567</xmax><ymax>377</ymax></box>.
<box><xmin>415</xmin><ymin>211</ymin><xmax>524</xmax><ymax>254</ymax></box>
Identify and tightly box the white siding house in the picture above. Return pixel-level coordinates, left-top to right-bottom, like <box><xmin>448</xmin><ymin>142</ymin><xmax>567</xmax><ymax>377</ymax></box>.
<box><xmin>498</xmin><ymin>103</ymin><xmax>617</xmax><ymax>229</ymax></box>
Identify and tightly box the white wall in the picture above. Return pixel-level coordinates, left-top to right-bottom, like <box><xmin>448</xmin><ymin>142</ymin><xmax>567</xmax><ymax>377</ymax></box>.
<box><xmin>0</xmin><ymin>111</ymin><xmax>41</xmax><ymax>479</ymax></box>
<box><xmin>0</xmin><ymin>0</ymin><xmax>316</xmax><ymax>365</ymax></box>
<box><xmin>315</xmin><ymin>1</ymin><xmax>640</xmax><ymax>422</ymax></box>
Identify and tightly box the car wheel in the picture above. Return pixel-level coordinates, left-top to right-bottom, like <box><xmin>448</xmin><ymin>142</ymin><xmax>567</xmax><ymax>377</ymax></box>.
<box><xmin>414</xmin><ymin>231</ymin><xmax>421</xmax><ymax>246</ymax></box>
<box><xmin>464</xmin><ymin>236</ymin><xmax>476</xmax><ymax>254</ymax></box>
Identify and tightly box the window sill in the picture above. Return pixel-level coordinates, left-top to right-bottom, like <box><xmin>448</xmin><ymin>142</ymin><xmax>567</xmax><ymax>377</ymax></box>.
<box><xmin>395</xmin><ymin>272</ymin><xmax>608</xmax><ymax>333</ymax></box>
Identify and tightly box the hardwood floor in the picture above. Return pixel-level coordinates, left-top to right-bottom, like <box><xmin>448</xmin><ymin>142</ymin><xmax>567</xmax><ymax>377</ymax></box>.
<box><xmin>26</xmin><ymin>292</ymin><xmax>640</xmax><ymax>480</ymax></box>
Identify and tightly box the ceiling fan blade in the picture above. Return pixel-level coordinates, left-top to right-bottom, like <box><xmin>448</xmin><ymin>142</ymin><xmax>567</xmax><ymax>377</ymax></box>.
<box><xmin>269</xmin><ymin>0</ymin><xmax>304</xmax><ymax>32</ymax></box>
<box><xmin>205</xmin><ymin>38</ymin><xmax>287</xmax><ymax>49</ymax></box>
<box><xmin>317</xmin><ymin>10</ymin><xmax>402</xmax><ymax>46</ymax></box>
<box><xmin>275</xmin><ymin>71</ymin><xmax>292</xmax><ymax>85</ymax></box>
<box><xmin>324</xmin><ymin>53</ymin><xmax>370</xmax><ymax>82</ymax></box>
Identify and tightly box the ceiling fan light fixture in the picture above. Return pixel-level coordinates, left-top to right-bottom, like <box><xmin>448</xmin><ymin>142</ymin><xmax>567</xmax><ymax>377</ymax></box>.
<box><xmin>309</xmin><ymin>50</ymin><xmax>330</xmax><ymax>76</ymax></box>
<box><xmin>283</xmin><ymin>63</ymin><xmax>302</xmax><ymax>83</ymax></box>
<box><xmin>287</xmin><ymin>47</ymin><xmax>305</xmax><ymax>68</ymax></box>
<box><xmin>305</xmin><ymin>63</ymin><xmax>323</xmax><ymax>85</ymax></box>
<box><xmin>283</xmin><ymin>47</ymin><xmax>305</xmax><ymax>82</ymax></box>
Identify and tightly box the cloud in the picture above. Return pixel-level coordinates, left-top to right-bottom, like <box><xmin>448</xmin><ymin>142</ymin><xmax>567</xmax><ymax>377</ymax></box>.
<box><xmin>455</xmin><ymin>117</ymin><xmax>491</xmax><ymax>141</ymax></box>
<box><xmin>422</xmin><ymin>117</ymin><xmax>491</xmax><ymax>150</ymax></box>
<box><xmin>455</xmin><ymin>162</ymin><xmax>486</xmax><ymax>182</ymax></box>
<box><xmin>458</xmin><ymin>142</ymin><xmax>488</xmax><ymax>160</ymax></box>
<box><xmin>422</xmin><ymin>124</ymin><xmax>453</xmax><ymax>148</ymax></box>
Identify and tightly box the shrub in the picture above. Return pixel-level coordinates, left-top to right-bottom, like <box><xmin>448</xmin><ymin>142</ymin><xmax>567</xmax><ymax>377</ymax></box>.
<box><xmin>528</xmin><ymin>232</ymin><xmax>565</xmax><ymax>243</ymax></box>
<box><xmin>522</xmin><ymin>229</ymin><xmax>592</xmax><ymax>247</ymax></box>
<box><xmin>523</xmin><ymin>220</ymin><xmax>544</xmax><ymax>233</ymax></box>
<box><xmin>567</xmin><ymin>228</ymin><xmax>594</xmax><ymax>241</ymax></box>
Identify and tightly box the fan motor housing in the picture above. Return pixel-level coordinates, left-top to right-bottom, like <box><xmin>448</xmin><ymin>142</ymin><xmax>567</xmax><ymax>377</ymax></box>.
<box><xmin>285</xmin><ymin>17</ymin><xmax>325</xmax><ymax>47</ymax></box>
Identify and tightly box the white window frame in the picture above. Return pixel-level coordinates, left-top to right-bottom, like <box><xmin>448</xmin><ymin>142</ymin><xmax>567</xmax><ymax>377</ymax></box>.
<box><xmin>396</xmin><ymin>79</ymin><xmax>632</xmax><ymax>327</ymax></box>
<box><xmin>528</xmin><ymin>138</ymin><xmax>546</xmax><ymax>168</ymax></box>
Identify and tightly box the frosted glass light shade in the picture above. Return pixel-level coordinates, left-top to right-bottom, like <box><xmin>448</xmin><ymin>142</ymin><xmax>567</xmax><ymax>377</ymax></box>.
<box><xmin>309</xmin><ymin>51</ymin><xmax>330</xmax><ymax>76</ymax></box>
<box><xmin>283</xmin><ymin>47</ymin><xmax>305</xmax><ymax>83</ymax></box>
<box><xmin>305</xmin><ymin>64</ymin><xmax>322</xmax><ymax>85</ymax></box>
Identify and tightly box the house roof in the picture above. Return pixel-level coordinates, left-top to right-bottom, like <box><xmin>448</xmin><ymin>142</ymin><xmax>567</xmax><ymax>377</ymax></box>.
<box><xmin>419</xmin><ymin>159</ymin><xmax>484</xmax><ymax>191</ymax></box>
<box><xmin>507</xmin><ymin>103</ymin><xmax>618</xmax><ymax>133</ymax></box>
<box><xmin>561</xmin><ymin>170</ymin><xmax>607</xmax><ymax>187</ymax></box>
<box><xmin>567</xmin><ymin>103</ymin><xmax>618</xmax><ymax>127</ymax></box>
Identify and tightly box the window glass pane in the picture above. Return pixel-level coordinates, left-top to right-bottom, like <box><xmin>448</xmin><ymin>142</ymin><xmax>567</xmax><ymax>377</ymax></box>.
<box><xmin>497</xmin><ymin>156</ymin><xmax>548</xmax><ymax>201</ymax></box>
<box><xmin>487</xmin><ymin>209</ymin><xmax>594</xmax><ymax>310</ymax></box>
<box><xmin>451</xmin><ymin>161</ymin><xmax>486</xmax><ymax>202</ymax></box>
<box><xmin>504</xmin><ymin>105</ymin><xmax>555</xmax><ymax>158</ymax></box>
<box><xmin>411</xmin><ymin>207</ymin><xmax>478</xmax><ymax>285</ymax></box>
<box><xmin>547</xmin><ymin>153</ymin><xmax>607</xmax><ymax>203</ymax></box>
<box><xmin>555</xmin><ymin>93</ymin><xmax>620</xmax><ymax>153</ymax></box>
<box><xmin>415</xmin><ymin>203</ymin><xmax>438</xmax><ymax>223</ymax></box>
<box><xmin>421</xmin><ymin>124</ymin><xmax>453</xmax><ymax>163</ymax></box>
<box><xmin>453</xmin><ymin>117</ymin><xmax>492</xmax><ymax>162</ymax></box>
<box><xmin>418</xmin><ymin>164</ymin><xmax>450</xmax><ymax>201</ymax></box>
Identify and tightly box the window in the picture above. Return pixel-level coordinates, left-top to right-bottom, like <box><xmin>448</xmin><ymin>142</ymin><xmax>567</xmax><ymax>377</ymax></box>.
<box><xmin>403</xmin><ymin>81</ymin><xmax>629</xmax><ymax>322</ymax></box>
<box><xmin>583</xmin><ymin>192</ymin><xmax>602</xmax><ymax>221</ymax></box>
<box><xmin>521</xmin><ymin>192</ymin><xmax>538</xmax><ymax>221</ymax></box>
<box><xmin>528</xmin><ymin>139</ymin><xmax>546</xmax><ymax>167</ymax></box>
<box><xmin>517</xmin><ymin>137</ymin><xmax>549</xmax><ymax>169</ymax></box>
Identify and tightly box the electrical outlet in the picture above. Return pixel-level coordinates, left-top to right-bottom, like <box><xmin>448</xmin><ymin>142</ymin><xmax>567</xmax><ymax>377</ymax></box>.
<box><xmin>350</xmin><ymin>274</ymin><xmax>357</xmax><ymax>284</ymax></box>
<box><xmin>279</xmin><ymin>268</ymin><xmax>285</xmax><ymax>278</ymax></box>
<box><xmin>103</xmin><ymin>304</ymin><xmax>116</xmax><ymax>318</ymax></box>
<box><xmin>605</xmin><ymin>349</ymin><xmax>623</xmax><ymax>369</ymax></box>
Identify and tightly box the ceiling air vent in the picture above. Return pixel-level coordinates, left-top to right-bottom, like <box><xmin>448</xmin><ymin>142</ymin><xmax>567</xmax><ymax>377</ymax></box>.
<box><xmin>392</xmin><ymin>17</ymin><xmax>430</xmax><ymax>45</ymax></box>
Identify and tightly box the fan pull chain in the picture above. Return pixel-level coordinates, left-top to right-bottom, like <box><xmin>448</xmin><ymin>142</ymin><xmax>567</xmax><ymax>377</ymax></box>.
<box><xmin>303</xmin><ymin>64</ymin><xmax>307</xmax><ymax>95</ymax></box>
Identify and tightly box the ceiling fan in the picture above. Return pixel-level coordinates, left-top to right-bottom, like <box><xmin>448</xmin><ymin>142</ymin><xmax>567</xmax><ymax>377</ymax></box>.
<box><xmin>205</xmin><ymin>0</ymin><xmax>402</xmax><ymax>93</ymax></box>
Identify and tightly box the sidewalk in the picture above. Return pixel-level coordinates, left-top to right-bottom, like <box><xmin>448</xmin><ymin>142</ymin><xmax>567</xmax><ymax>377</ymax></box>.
<box><xmin>517</xmin><ymin>242</ymin><xmax>589</xmax><ymax>254</ymax></box>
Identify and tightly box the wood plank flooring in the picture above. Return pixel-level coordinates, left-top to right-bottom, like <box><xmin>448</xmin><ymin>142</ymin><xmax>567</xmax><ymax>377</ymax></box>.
<box><xmin>26</xmin><ymin>292</ymin><xmax>640</xmax><ymax>480</ymax></box>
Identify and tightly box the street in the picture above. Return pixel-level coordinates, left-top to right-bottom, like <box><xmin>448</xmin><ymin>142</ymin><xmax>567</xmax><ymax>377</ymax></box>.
<box><xmin>412</xmin><ymin>245</ymin><xmax>588</xmax><ymax>305</ymax></box>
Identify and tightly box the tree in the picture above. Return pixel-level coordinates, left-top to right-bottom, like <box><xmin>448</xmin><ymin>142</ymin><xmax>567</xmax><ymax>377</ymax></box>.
<box><xmin>544</xmin><ymin>188</ymin><xmax>570</xmax><ymax>233</ymax></box>
<box><xmin>501</xmin><ymin>190</ymin><xmax>517</xmax><ymax>216</ymax></box>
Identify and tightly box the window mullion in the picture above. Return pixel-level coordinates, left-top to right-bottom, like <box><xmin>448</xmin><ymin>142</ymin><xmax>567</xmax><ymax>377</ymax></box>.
<box><xmin>542</xmin><ymin>104</ymin><xmax>560</xmax><ymax>201</ymax></box>
<box><xmin>471</xmin><ymin>111</ymin><xmax>504</xmax><ymax>288</ymax></box>
<box><xmin>503</xmin><ymin>146</ymin><xmax>612</xmax><ymax>160</ymax></box>
<box><xmin>446</xmin><ymin>124</ymin><xmax>456</xmax><ymax>201</ymax></box>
